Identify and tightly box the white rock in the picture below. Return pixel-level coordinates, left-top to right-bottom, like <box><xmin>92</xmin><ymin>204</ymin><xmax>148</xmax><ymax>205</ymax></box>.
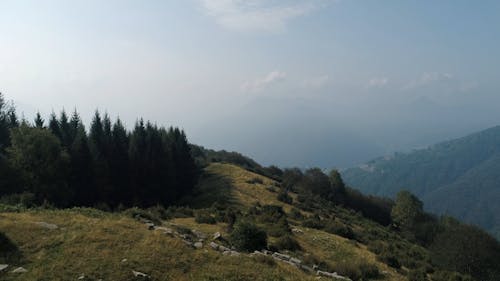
<box><xmin>11</xmin><ymin>267</ymin><xmax>28</xmax><ymax>273</ymax></box>
<box><xmin>194</xmin><ymin>242</ymin><xmax>203</xmax><ymax>249</ymax></box>
<box><xmin>0</xmin><ymin>264</ymin><xmax>8</xmax><ymax>271</ymax></box>
<box><xmin>132</xmin><ymin>270</ymin><xmax>149</xmax><ymax>277</ymax></box>
<box><xmin>213</xmin><ymin>232</ymin><xmax>222</xmax><ymax>240</ymax></box>
<box><xmin>210</xmin><ymin>242</ymin><xmax>219</xmax><ymax>250</ymax></box>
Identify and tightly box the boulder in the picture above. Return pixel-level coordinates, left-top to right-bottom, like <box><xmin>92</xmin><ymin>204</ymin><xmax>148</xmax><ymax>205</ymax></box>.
<box><xmin>194</xmin><ymin>242</ymin><xmax>203</xmax><ymax>249</ymax></box>
<box><xmin>213</xmin><ymin>232</ymin><xmax>222</xmax><ymax>240</ymax></box>
<box><xmin>272</xmin><ymin>252</ymin><xmax>291</xmax><ymax>261</ymax></box>
<box><xmin>290</xmin><ymin>258</ymin><xmax>302</xmax><ymax>265</ymax></box>
<box><xmin>132</xmin><ymin>270</ymin><xmax>149</xmax><ymax>278</ymax></box>
<box><xmin>192</xmin><ymin>230</ymin><xmax>207</xmax><ymax>239</ymax></box>
<box><xmin>0</xmin><ymin>264</ymin><xmax>8</xmax><ymax>272</ymax></box>
<box><xmin>291</xmin><ymin>228</ymin><xmax>303</xmax><ymax>234</ymax></box>
<box><xmin>145</xmin><ymin>223</ymin><xmax>155</xmax><ymax>230</ymax></box>
<box><xmin>210</xmin><ymin>242</ymin><xmax>219</xmax><ymax>250</ymax></box>
<box><xmin>35</xmin><ymin>222</ymin><xmax>58</xmax><ymax>230</ymax></box>
<box><xmin>11</xmin><ymin>267</ymin><xmax>28</xmax><ymax>273</ymax></box>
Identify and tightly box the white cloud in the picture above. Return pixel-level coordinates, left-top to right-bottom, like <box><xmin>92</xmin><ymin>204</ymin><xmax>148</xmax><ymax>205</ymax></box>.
<box><xmin>406</xmin><ymin>72</ymin><xmax>454</xmax><ymax>89</ymax></box>
<box><xmin>242</xmin><ymin>70</ymin><xmax>287</xmax><ymax>92</ymax></box>
<box><xmin>303</xmin><ymin>75</ymin><xmax>329</xmax><ymax>89</ymax></box>
<box><xmin>368</xmin><ymin>77</ymin><xmax>389</xmax><ymax>88</ymax></box>
<box><xmin>199</xmin><ymin>0</ymin><xmax>330</xmax><ymax>32</ymax></box>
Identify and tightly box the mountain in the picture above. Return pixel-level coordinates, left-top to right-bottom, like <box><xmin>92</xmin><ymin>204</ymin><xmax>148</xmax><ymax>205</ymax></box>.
<box><xmin>342</xmin><ymin>125</ymin><xmax>500</xmax><ymax>239</ymax></box>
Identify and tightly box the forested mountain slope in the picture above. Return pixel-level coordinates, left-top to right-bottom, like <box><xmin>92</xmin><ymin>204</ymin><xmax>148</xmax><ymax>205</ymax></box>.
<box><xmin>342</xmin><ymin>125</ymin><xmax>500</xmax><ymax>239</ymax></box>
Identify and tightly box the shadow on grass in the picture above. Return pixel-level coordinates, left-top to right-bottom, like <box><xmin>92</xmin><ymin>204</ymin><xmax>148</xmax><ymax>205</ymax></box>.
<box><xmin>0</xmin><ymin>231</ymin><xmax>23</xmax><ymax>264</ymax></box>
<box><xmin>180</xmin><ymin>170</ymin><xmax>238</xmax><ymax>209</ymax></box>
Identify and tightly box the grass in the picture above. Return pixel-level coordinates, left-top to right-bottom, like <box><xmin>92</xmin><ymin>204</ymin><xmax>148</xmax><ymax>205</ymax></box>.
<box><xmin>0</xmin><ymin>163</ymin><xmax>411</xmax><ymax>281</ymax></box>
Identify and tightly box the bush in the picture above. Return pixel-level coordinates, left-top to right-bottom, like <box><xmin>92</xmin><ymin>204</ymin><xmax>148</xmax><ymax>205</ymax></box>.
<box><xmin>246</xmin><ymin>177</ymin><xmax>264</xmax><ymax>185</ymax></box>
<box><xmin>0</xmin><ymin>192</ymin><xmax>36</xmax><ymax>207</ymax></box>
<box><xmin>377</xmin><ymin>251</ymin><xmax>401</xmax><ymax>269</ymax></box>
<box><xmin>301</xmin><ymin>215</ymin><xmax>324</xmax><ymax>229</ymax></box>
<box><xmin>333</xmin><ymin>260</ymin><xmax>379</xmax><ymax>281</ymax></box>
<box><xmin>165</xmin><ymin>206</ymin><xmax>194</xmax><ymax>218</ymax></box>
<box><xmin>230</xmin><ymin>221</ymin><xmax>267</xmax><ymax>252</ymax></box>
<box><xmin>277</xmin><ymin>192</ymin><xmax>292</xmax><ymax>204</ymax></box>
<box><xmin>267</xmin><ymin>217</ymin><xmax>291</xmax><ymax>237</ymax></box>
<box><xmin>289</xmin><ymin>208</ymin><xmax>304</xmax><ymax>220</ymax></box>
<box><xmin>432</xmin><ymin>270</ymin><xmax>475</xmax><ymax>281</ymax></box>
<box><xmin>270</xmin><ymin>235</ymin><xmax>301</xmax><ymax>251</ymax></box>
<box><xmin>324</xmin><ymin>221</ymin><xmax>355</xmax><ymax>239</ymax></box>
<box><xmin>123</xmin><ymin>207</ymin><xmax>162</xmax><ymax>225</ymax></box>
<box><xmin>408</xmin><ymin>269</ymin><xmax>428</xmax><ymax>281</ymax></box>
<box><xmin>195</xmin><ymin>212</ymin><xmax>216</xmax><ymax>224</ymax></box>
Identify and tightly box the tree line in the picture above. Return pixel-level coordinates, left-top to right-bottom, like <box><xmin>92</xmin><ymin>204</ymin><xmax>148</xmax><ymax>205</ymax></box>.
<box><xmin>0</xmin><ymin>93</ymin><xmax>198</xmax><ymax>208</ymax></box>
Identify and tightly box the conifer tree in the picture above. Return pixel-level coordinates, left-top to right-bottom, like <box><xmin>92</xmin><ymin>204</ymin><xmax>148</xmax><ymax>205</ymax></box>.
<box><xmin>34</xmin><ymin>112</ymin><xmax>44</xmax><ymax>128</ymax></box>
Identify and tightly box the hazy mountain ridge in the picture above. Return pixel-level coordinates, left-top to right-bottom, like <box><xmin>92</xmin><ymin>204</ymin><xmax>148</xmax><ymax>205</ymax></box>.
<box><xmin>342</xmin><ymin>125</ymin><xmax>500</xmax><ymax>239</ymax></box>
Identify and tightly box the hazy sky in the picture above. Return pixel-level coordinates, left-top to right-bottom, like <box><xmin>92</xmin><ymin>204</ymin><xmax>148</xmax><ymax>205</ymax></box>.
<box><xmin>1</xmin><ymin>0</ymin><xmax>500</xmax><ymax>168</ymax></box>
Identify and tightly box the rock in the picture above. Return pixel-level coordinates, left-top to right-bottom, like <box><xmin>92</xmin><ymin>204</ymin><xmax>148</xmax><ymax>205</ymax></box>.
<box><xmin>213</xmin><ymin>232</ymin><xmax>222</xmax><ymax>240</ymax></box>
<box><xmin>154</xmin><ymin>226</ymin><xmax>172</xmax><ymax>233</ymax></box>
<box><xmin>0</xmin><ymin>264</ymin><xmax>8</xmax><ymax>272</ymax></box>
<box><xmin>192</xmin><ymin>230</ymin><xmax>207</xmax><ymax>239</ymax></box>
<box><xmin>317</xmin><ymin>270</ymin><xmax>351</xmax><ymax>281</ymax></box>
<box><xmin>210</xmin><ymin>242</ymin><xmax>219</xmax><ymax>250</ymax></box>
<box><xmin>261</xmin><ymin>249</ymin><xmax>272</xmax><ymax>255</ymax></box>
<box><xmin>121</xmin><ymin>258</ymin><xmax>128</xmax><ymax>263</ymax></box>
<box><xmin>300</xmin><ymin>264</ymin><xmax>314</xmax><ymax>272</ymax></box>
<box><xmin>272</xmin><ymin>252</ymin><xmax>291</xmax><ymax>261</ymax></box>
<box><xmin>222</xmin><ymin>250</ymin><xmax>231</xmax><ymax>255</ymax></box>
<box><xmin>290</xmin><ymin>257</ymin><xmax>302</xmax><ymax>265</ymax></box>
<box><xmin>194</xmin><ymin>242</ymin><xmax>203</xmax><ymax>249</ymax></box>
<box><xmin>132</xmin><ymin>270</ymin><xmax>149</xmax><ymax>278</ymax></box>
<box><xmin>145</xmin><ymin>223</ymin><xmax>155</xmax><ymax>230</ymax></box>
<box><xmin>219</xmin><ymin>245</ymin><xmax>230</xmax><ymax>252</ymax></box>
<box><xmin>35</xmin><ymin>221</ymin><xmax>58</xmax><ymax>230</ymax></box>
<box><xmin>291</xmin><ymin>228</ymin><xmax>303</xmax><ymax>234</ymax></box>
<box><xmin>77</xmin><ymin>274</ymin><xmax>86</xmax><ymax>280</ymax></box>
<box><xmin>183</xmin><ymin>240</ymin><xmax>193</xmax><ymax>247</ymax></box>
<box><xmin>11</xmin><ymin>267</ymin><xmax>28</xmax><ymax>273</ymax></box>
<box><xmin>230</xmin><ymin>251</ymin><xmax>240</xmax><ymax>256</ymax></box>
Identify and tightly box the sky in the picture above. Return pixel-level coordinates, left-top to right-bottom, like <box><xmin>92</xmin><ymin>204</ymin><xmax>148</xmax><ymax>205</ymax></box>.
<box><xmin>1</xmin><ymin>0</ymin><xmax>500</xmax><ymax>168</ymax></box>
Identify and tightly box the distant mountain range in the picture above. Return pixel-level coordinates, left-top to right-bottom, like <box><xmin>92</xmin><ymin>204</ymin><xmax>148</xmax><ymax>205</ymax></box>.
<box><xmin>342</xmin><ymin>125</ymin><xmax>500</xmax><ymax>239</ymax></box>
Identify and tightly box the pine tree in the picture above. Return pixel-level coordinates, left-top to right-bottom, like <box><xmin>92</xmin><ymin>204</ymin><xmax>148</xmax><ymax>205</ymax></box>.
<box><xmin>48</xmin><ymin>112</ymin><xmax>61</xmax><ymax>140</ymax></box>
<box><xmin>34</xmin><ymin>112</ymin><xmax>45</xmax><ymax>128</ymax></box>
<box><xmin>69</xmin><ymin>121</ymin><xmax>93</xmax><ymax>206</ymax></box>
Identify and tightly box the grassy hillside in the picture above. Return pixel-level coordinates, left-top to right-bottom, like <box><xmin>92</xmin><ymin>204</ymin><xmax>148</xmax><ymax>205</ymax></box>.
<box><xmin>0</xmin><ymin>163</ymin><xmax>415</xmax><ymax>281</ymax></box>
<box><xmin>342</xmin><ymin>125</ymin><xmax>500</xmax><ymax>239</ymax></box>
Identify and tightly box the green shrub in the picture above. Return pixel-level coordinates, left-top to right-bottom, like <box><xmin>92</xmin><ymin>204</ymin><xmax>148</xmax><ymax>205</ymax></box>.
<box><xmin>123</xmin><ymin>207</ymin><xmax>162</xmax><ymax>225</ymax></box>
<box><xmin>377</xmin><ymin>251</ymin><xmax>401</xmax><ymax>269</ymax></box>
<box><xmin>408</xmin><ymin>269</ymin><xmax>428</xmax><ymax>281</ymax></box>
<box><xmin>289</xmin><ymin>208</ymin><xmax>303</xmax><ymax>220</ymax></box>
<box><xmin>270</xmin><ymin>235</ymin><xmax>301</xmax><ymax>251</ymax></box>
<box><xmin>333</xmin><ymin>260</ymin><xmax>380</xmax><ymax>281</ymax></box>
<box><xmin>166</xmin><ymin>206</ymin><xmax>194</xmax><ymax>218</ymax></box>
<box><xmin>267</xmin><ymin>217</ymin><xmax>291</xmax><ymax>237</ymax></box>
<box><xmin>0</xmin><ymin>192</ymin><xmax>36</xmax><ymax>207</ymax></box>
<box><xmin>195</xmin><ymin>212</ymin><xmax>216</xmax><ymax>224</ymax></box>
<box><xmin>432</xmin><ymin>270</ymin><xmax>475</xmax><ymax>281</ymax></box>
<box><xmin>246</xmin><ymin>177</ymin><xmax>264</xmax><ymax>184</ymax></box>
<box><xmin>277</xmin><ymin>192</ymin><xmax>292</xmax><ymax>204</ymax></box>
<box><xmin>324</xmin><ymin>221</ymin><xmax>355</xmax><ymax>239</ymax></box>
<box><xmin>230</xmin><ymin>221</ymin><xmax>267</xmax><ymax>252</ymax></box>
<box><xmin>301</xmin><ymin>215</ymin><xmax>324</xmax><ymax>229</ymax></box>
